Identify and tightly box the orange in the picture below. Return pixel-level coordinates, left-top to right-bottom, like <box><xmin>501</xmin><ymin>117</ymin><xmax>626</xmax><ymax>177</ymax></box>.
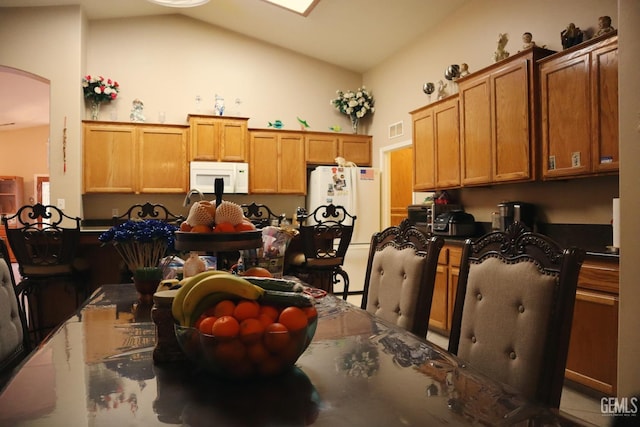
<box><xmin>191</xmin><ymin>224</ymin><xmax>213</xmax><ymax>233</ymax></box>
<box><xmin>213</xmin><ymin>222</ymin><xmax>235</xmax><ymax>233</ymax></box>
<box><xmin>303</xmin><ymin>306</ymin><xmax>318</xmax><ymax>321</ymax></box>
<box><xmin>213</xmin><ymin>300</ymin><xmax>236</xmax><ymax>317</ymax></box>
<box><xmin>264</xmin><ymin>322</ymin><xmax>291</xmax><ymax>352</ymax></box>
<box><xmin>278</xmin><ymin>306</ymin><xmax>308</xmax><ymax>332</ymax></box>
<box><xmin>198</xmin><ymin>316</ymin><xmax>217</xmax><ymax>334</ymax></box>
<box><xmin>239</xmin><ymin>318</ymin><xmax>265</xmax><ymax>343</ymax></box>
<box><xmin>211</xmin><ymin>315</ymin><xmax>240</xmax><ymax>338</ymax></box>
<box><xmin>235</xmin><ymin>221</ymin><xmax>256</xmax><ymax>232</ymax></box>
<box><xmin>213</xmin><ymin>339</ymin><xmax>246</xmax><ymax>364</ymax></box>
<box><xmin>259</xmin><ymin>305</ymin><xmax>280</xmax><ymax>321</ymax></box>
<box><xmin>233</xmin><ymin>300</ymin><xmax>261</xmax><ymax>321</ymax></box>
<box><xmin>258</xmin><ymin>313</ymin><xmax>275</xmax><ymax>329</ymax></box>
<box><xmin>247</xmin><ymin>342</ymin><xmax>270</xmax><ymax>363</ymax></box>
<box><xmin>180</xmin><ymin>221</ymin><xmax>192</xmax><ymax>232</ymax></box>
<box><xmin>242</xmin><ymin>267</ymin><xmax>273</xmax><ymax>278</ymax></box>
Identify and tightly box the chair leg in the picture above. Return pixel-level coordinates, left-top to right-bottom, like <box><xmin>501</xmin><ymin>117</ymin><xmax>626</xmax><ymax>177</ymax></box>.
<box><xmin>333</xmin><ymin>267</ymin><xmax>349</xmax><ymax>300</ymax></box>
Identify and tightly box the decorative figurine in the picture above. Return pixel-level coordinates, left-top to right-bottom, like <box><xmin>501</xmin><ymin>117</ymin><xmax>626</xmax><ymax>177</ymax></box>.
<box><xmin>436</xmin><ymin>80</ymin><xmax>447</xmax><ymax>100</ymax></box>
<box><xmin>297</xmin><ymin>117</ymin><xmax>310</xmax><ymax>130</ymax></box>
<box><xmin>561</xmin><ymin>23</ymin><xmax>583</xmax><ymax>49</ymax></box>
<box><xmin>494</xmin><ymin>33</ymin><xmax>510</xmax><ymax>62</ymax></box>
<box><xmin>268</xmin><ymin>120</ymin><xmax>283</xmax><ymax>129</ymax></box>
<box><xmin>328</xmin><ymin>125</ymin><xmax>342</xmax><ymax>132</ymax></box>
<box><xmin>130</xmin><ymin>98</ymin><xmax>145</xmax><ymax>122</ymax></box>
<box><xmin>423</xmin><ymin>82</ymin><xmax>435</xmax><ymax>95</ymax></box>
<box><xmin>214</xmin><ymin>94</ymin><xmax>225</xmax><ymax>116</ymax></box>
<box><xmin>522</xmin><ymin>32</ymin><xmax>536</xmax><ymax>49</ymax></box>
<box><xmin>444</xmin><ymin>64</ymin><xmax>461</xmax><ymax>81</ymax></box>
<box><xmin>459</xmin><ymin>63</ymin><xmax>470</xmax><ymax>77</ymax></box>
<box><xmin>595</xmin><ymin>15</ymin><xmax>614</xmax><ymax>37</ymax></box>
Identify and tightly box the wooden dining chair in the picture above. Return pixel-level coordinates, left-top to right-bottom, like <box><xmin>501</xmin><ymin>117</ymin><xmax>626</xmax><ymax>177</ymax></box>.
<box><xmin>1</xmin><ymin>203</ymin><xmax>88</xmax><ymax>344</ymax></box>
<box><xmin>0</xmin><ymin>237</ymin><xmax>32</xmax><ymax>390</ymax></box>
<box><xmin>448</xmin><ymin>222</ymin><xmax>585</xmax><ymax>408</ymax></box>
<box><xmin>113</xmin><ymin>202</ymin><xmax>185</xmax><ymax>226</ymax></box>
<box><xmin>361</xmin><ymin>219</ymin><xmax>444</xmax><ymax>338</ymax></box>
<box><xmin>241</xmin><ymin>203</ymin><xmax>285</xmax><ymax>228</ymax></box>
<box><xmin>289</xmin><ymin>204</ymin><xmax>356</xmax><ymax>299</ymax></box>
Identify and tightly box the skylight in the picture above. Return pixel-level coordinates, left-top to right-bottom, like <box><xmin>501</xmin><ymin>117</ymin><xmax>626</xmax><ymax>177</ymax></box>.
<box><xmin>147</xmin><ymin>0</ymin><xmax>210</xmax><ymax>8</ymax></box>
<box><xmin>261</xmin><ymin>0</ymin><xmax>320</xmax><ymax>16</ymax></box>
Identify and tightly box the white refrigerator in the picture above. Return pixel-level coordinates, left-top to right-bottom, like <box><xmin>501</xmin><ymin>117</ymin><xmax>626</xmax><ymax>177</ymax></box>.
<box><xmin>306</xmin><ymin>166</ymin><xmax>381</xmax><ymax>303</ymax></box>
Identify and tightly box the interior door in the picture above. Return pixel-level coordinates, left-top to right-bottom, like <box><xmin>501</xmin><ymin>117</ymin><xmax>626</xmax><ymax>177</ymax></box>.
<box><xmin>389</xmin><ymin>146</ymin><xmax>413</xmax><ymax>226</ymax></box>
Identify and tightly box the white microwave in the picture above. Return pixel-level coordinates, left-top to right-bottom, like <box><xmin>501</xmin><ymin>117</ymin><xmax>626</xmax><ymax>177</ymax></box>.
<box><xmin>189</xmin><ymin>161</ymin><xmax>249</xmax><ymax>194</ymax></box>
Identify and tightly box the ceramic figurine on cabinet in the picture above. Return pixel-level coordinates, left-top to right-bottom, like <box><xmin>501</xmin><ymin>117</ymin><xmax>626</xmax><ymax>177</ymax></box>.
<box><xmin>521</xmin><ymin>32</ymin><xmax>536</xmax><ymax>49</ymax></box>
<box><xmin>494</xmin><ymin>33</ymin><xmax>510</xmax><ymax>62</ymax></box>
<box><xmin>130</xmin><ymin>98</ymin><xmax>146</xmax><ymax>122</ymax></box>
<box><xmin>214</xmin><ymin>94</ymin><xmax>225</xmax><ymax>116</ymax></box>
<box><xmin>595</xmin><ymin>15</ymin><xmax>614</xmax><ymax>37</ymax></box>
<box><xmin>459</xmin><ymin>63</ymin><xmax>470</xmax><ymax>77</ymax></box>
<box><xmin>561</xmin><ymin>23</ymin><xmax>583</xmax><ymax>49</ymax></box>
<box><xmin>436</xmin><ymin>80</ymin><xmax>447</xmax><ymax>100</ymax></box>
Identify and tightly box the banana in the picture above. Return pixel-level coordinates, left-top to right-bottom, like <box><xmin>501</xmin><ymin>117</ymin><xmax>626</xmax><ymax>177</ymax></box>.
<box><xmin>181</xmin><ymin>274</ymin><xmax>264</xmax><ymax>325</ymax></box>
<box><xmin>171</xmin><ymin>270</ymin><xmax>230</xmax><ymax>325</ymax></box>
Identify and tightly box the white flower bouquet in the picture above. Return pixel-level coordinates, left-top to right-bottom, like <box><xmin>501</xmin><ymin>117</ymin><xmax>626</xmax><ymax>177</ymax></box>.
<box><xmin>331</xmin><ymin>86</ymin><xmax>375</xmax><ymax>133</ymax></box>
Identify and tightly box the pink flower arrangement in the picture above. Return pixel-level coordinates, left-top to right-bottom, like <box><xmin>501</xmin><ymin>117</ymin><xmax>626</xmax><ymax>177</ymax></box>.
<box><xmin>82</xmin><ymin>75</ymin><xmax>120</xmax><ymax>103</ymax></box>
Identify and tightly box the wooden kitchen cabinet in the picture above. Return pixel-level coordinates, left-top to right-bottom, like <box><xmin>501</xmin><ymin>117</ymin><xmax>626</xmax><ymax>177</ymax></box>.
<box><xmin>0</xmin><ymin>175</ymin><xmax>24</xmax><ymax>216</ymax></box>
<box><xmin>458</xmin><ymin>47</ymin><xmax>554</xmax><ymax>186</ymax></box>
<box><xmin>188</xmin><ymin>115</ymin><xmax>248</xmax><ymax>162</ymax></box>
<box><xmin>411</xmin><ymin>96</ymin><xmax>460</xmax><ymax>191</ymax></box>
<box><xmin>429</xmin><ymin>242</ymin><xmax>462</xmax><ymax>333</ymax></box>
<box><xmin>539</xmin><ymin>32</ymin><xmax>618</xmax><ymax>179</ymax></box>
<box><xmin>565</xmin><ymin>256</ymin><xmax>619</xmax><ymax>395</ymax></box>
<box><xmin>249</xmin><ymin>130</ymin><xmax>306</xmax><ymax>194</ymax></box>
<box><xmin>305</xmin><ymin>132</ymin><xmax>372</xmax><ymax>166</ymax></box>
<box><xmin>83</xmin><ymin>122</ymin><xmax>189</xmax><ymax>194</ymax></box>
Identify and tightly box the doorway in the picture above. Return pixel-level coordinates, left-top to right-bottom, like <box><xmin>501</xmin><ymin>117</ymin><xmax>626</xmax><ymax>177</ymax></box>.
<box><xmin>380</xmin><ymin>140</ymin><xmax>413</xmax><ymax>229</ymax></box>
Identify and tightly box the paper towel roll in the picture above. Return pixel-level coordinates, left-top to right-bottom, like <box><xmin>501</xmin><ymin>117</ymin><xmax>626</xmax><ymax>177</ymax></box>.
<box><xmin>612</xmin><ymin>198</ymin><xmax>620</xmax><ymax>248</ymax></box>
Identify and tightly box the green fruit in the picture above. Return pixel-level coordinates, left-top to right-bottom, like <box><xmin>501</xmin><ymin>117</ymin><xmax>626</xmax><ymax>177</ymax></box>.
<box><xmin>171</xmin><ymin>270</ymin><xmax>230</xmax><ymax>325</ymax></box>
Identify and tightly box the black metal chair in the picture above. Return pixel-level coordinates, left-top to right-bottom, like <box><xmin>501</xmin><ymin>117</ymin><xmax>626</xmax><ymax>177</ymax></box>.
<box><xmin>361</xmin><ymin>219</ymin><xmax>444</xmax><ymax>338</ymax></box>
<box><xmin>289</xmin><ymin>204</ymin><xmax>356</xmax><ymax>299</ymax></box>
<box><xmin>113</xmin><ymin>202</ymin><xmax>185</xmax><ymax>226</ymax></box>
<box><xmin>241</xmin><ymin>203</ymin><xmax>286</xmax><ymax>229</ymax></box>
<box><xmin>0</xmin><ymin>237</ymin><xmax>32</xmax><ymax>390</ymax></box>
<box><xmin>1</xmin><ymin>203</ymin><xmax>88</xmax><ymax>344</ymax></box>
<box><xmin>448</xmin><ymin>222</ymin><xmax>585</xmax><ymax>408</ymax></box>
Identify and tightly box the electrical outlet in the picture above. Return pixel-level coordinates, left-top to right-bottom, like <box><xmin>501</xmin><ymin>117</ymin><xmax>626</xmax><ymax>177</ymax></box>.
<box><xmin>112</xmin><ymin>208</ymin><xmax>119</xmax><ymax>217</ymax></box>
<box><xmin>57</xmin><ymin>198</ymin><xmax>65</xmax><ymax>209</ymax></box>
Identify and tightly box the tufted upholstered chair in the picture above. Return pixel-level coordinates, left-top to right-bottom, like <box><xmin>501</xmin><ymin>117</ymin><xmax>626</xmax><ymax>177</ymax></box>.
<box><xmin>448</xmin><ymin>222</ymin><xmax>585</xmax><ymax>408</ymax></box>
<box><xmin>361</xmin><ymin>219</ymin><xmax>444</xmax><ymax>338</ymax></box>
<box><xmin>113</xmin><ymin>202</ymin><xmax>185</xmax><ymax>226</ymax></box>
<box><xmin>0</xmin><ymin>237</ymin><xmax>31</xmax><ymax>390</ymax></box>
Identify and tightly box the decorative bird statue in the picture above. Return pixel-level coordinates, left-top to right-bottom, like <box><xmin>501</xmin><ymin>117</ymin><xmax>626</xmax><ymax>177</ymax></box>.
<box><xmin>297</xmin><ymin>117</ymin><xmax>310</xmax><ymax>129</ymax></box>
<box><xmin>268</xmin><ymin>120</ymin><xmax>283</xmax><ymax>129</ymax></box>
<box><xmin>329</xmin><ymin>125</ymin><xmax>342</xmax><ymax>132</ymax></box>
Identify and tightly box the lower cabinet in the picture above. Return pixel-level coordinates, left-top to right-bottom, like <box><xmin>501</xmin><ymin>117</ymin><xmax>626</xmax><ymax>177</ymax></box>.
<box><xmin>429</xmin><ymin>243</ymin><xmax>462</xmax><ymax>333</ymax></box>
<box><xmin>565</xmin><ymin>257</ymin><xmax>619</xmax><ymax>395</ymax></box>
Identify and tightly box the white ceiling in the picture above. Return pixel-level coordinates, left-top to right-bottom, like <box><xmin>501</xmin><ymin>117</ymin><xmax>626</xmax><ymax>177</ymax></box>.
<box><xmin>0</xmin><ymin>0</ymin><xmax>469</xmax><ymax>131</ymax></box>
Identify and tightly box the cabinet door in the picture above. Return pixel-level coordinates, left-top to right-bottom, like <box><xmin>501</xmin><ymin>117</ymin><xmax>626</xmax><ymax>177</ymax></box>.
<box><xmin>412</xmin><ymin>107</ymin><xmax>436</xmax><ymax>190</ymax></box>
<box><xmin>565</xmin><ymin>290</ymin><xmax>618</xmax><ymax>394</ymax></box>
<box><xmin>429</xmin><ymin>264</ymin><xmax>449</xmax><ymax>331</ymax></box>
<box><xmin>83</xmin><ymin>124</ymin><xmax>137</xmax><ymax>193</ymax></box>
<box><xmin>460</xmin><ymin>76</ymin><xmax>492</xmax><ymax>185</ymax></box>
<box><xmin>137</xmin><ymin>126</ymin><xmax>189</xmax><ymax>193</ymax></box>
<box><xmin>306</xmin><ymin>134</ymin><xmax>338</xmax><ymax>164</ymax></box>
<box><xmin>591</xmin><ymin>42</ymin><xmax>618</xmax><ymax>172</ymax></box>
<box><xmin>278</xmin><ymin>134</ymin><xmax>306</xmax><ymax>194</ymax></box>
<box><xmin>249</xmin><ymin>132</ymin><xmax>279</xmax><ymax>193</ymax></box>
<box><xmin>219</xmin><ymin>119</ymin><xmax>248</xmax><ymax>162</ymax></box>
<box><xmin>434</xmin><ymin>99</ymin><xmax>460</xmax><ymax>188</ymax></box>
<box><xmin>541</xmin><ymin>54</ymin><xmax>592</xmax><ymax>177</ymax></box>
<box><xmin>492</xmin><ymin>60</ymin><xmax>532</xmax><ymax>182</ymax></box>
<box><xmin>190</xmin><ymin>118</ymin><xmax>219</xmax><ymax>161</ymax></box>
<box><xmin>339</xmin><ymin>135</ymin><xmax>372</xmax><ymax>166</ymax></box>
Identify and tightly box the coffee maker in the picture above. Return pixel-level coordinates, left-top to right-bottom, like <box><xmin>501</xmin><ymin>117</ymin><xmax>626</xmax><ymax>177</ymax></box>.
<box><xmin>497</xmin><ymin>201</ymin><xmax>536</xmax><ymax>231</ymax></box>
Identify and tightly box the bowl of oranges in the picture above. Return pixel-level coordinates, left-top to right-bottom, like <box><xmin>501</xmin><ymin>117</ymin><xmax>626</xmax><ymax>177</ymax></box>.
<box><xmin>175</xmin><ymin>297</ymin><xmax>318</xmax><ymax>379</ymax></box>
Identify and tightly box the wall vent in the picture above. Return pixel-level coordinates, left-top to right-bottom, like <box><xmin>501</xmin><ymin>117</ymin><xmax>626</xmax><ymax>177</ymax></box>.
<box><xmin>389</xmin><ymin>121</ymin><xmax>403</xmax><ymax>139</ymax></box>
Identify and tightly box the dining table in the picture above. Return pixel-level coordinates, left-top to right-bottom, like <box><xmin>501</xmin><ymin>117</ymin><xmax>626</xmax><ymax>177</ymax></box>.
<box><xmin>0</xmin><ymin>282</ymin><xmax>580</xmax><ymax>426</ymax></box>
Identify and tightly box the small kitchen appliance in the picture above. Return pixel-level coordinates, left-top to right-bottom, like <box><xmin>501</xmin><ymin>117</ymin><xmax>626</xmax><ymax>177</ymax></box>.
<box><xmin>497</xmin><ymin>201</ymin><xmax>535</xmax><ymax>231</ymax></box>
<box><xmin>407</xmin><ymin>203</ymin><xmax>461</xmax><ymax>234</ymax></box>
<box><xmin>433</xmin><ymin>210</ymin><xmax>476</xmax><ymax>237</ymax></box>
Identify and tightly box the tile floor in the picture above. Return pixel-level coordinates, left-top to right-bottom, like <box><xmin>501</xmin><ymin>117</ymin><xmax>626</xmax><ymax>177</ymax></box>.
<box><xmin>426</xmin><ymin>331</ymin><xmax>610</xmax><ymax>427</ymax></box>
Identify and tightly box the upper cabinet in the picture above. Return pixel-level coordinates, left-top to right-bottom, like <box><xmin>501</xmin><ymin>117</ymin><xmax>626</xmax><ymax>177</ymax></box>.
<box><xmin>305</xmin><ymin>132</ymin><xmax>372</xmax><ymax>166</ymax></box>
<box><xmin>539</xmin><ymin>32</ymin><xmax>618</xmax><ymax>179</ymax></box>
<box><xmin>188</xmin><ymin>115</ymin><xmax>249</xmax><ymax>162</ymax></box>
<box><xmin>458</xmin><ymin>47</ymin><xmax>555</xmax><ymax>186</ymax></box>
<box><xmin>249</xmin><ymin>130</ymin><xmax>306</xmax><ymax>194</ymax></box>
<box><xmin>411</xmin><ymin>96</ymin><xmax>460</xmax><ymax>191</ymax></box>
<box><xmin>83</xmin><ymin>122</ymin><xmax>189</xmax><ymax>194</ymax></box>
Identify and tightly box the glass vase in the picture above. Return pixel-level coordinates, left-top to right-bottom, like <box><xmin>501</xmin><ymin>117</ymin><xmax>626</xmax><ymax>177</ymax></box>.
<box><xmin>90</xmin><ymin>100</ymin><xmax>101</xmax><ymax>120</ymax></box>
<box><xmin>350</xmin><ymin>115</ymin><xmax>359</xmax><ymax>134</ymax></box>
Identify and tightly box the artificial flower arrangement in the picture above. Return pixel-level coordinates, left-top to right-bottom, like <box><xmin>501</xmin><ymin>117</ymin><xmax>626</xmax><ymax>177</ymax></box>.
<box><xmin>331</xmin><ymin>86</ymin><xmax>375</xmax><ymax>132</ymax></box>
<box><xmin>82</xmin><ymin>75</ymin><xmax>120</xmax><ymax>103</ymax></box>
<box><xmin>98</xmin><ymin>219</ymin><xmax>178</xmax><ymax>275</ymax></box>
